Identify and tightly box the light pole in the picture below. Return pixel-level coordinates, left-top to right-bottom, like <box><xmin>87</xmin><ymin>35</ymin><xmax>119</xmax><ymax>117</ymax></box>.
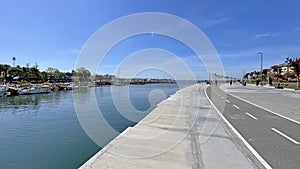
<box><xmin>12</xmin><ymin>56</ymin><xmax>16</xmax><ymax>67</ymax></box>
<box><xmin>258</xmin><ymin>52</ymin><xmax>263</xmax><ymax>86</ymax></box>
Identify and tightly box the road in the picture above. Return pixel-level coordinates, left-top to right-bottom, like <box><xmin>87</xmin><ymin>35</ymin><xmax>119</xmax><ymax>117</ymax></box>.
<box><xmin>206</xmin><ymin>85</ymin><xmax>300</xmax><ymax>169</ymax></box>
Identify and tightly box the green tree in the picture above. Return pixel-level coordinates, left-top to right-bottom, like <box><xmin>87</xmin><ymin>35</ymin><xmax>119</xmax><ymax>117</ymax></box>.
<box><xmin>40</xmin><ymin>71</ymin><xmax>49</xmax><ymax>82</ymax></box>
<box><xmin>75</xmin><ymin>67</ymin><xmax>91</xmax><ymax>81</ymax></box>
<box><xmin>28</xmin><ymin>67</ymin><xmax>41</xmax><ymax>80</ymax></box>
<box><xmin>286</xmin><ymin>57</ymin><xmax>300</xmax><ymax>88</ymax></box>
<box><xmin>7</xmin><ymin>66</ymin><xmax>22</xmax><ymax>78</ymax></box>
<box><xmin>0</xmin><ymin>64</ymin><xmax>11</xmax><ymax>78</ymax></box>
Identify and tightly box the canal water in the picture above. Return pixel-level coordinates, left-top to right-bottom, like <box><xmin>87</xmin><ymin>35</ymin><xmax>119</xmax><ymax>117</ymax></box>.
<box><xmin>0</xmin><ymin>84</ymin><xmax>179</xmax><ymax>169</ymax></box>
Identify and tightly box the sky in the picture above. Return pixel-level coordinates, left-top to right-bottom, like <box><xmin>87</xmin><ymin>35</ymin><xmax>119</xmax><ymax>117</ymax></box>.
<box><xmin>0</xmin><ymin>0</ymin><xmax>300</xmax><ymax>79</ymax></box>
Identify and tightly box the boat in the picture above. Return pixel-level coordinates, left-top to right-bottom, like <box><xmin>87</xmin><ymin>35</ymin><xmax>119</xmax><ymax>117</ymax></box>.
<box><xmin>18</xmin><ymin>86</ymin><xmax>51</xmax><ymax>95</ymax></box>
<box><xmin>65</xmin><ymin>84</ymin><xmax>78</xmax><ymax>90</ymax></box>
<box><xmin>66</xmin><ymin>84</ymin><xmax>73</xmax><ymax>90</ymax></box>
<box><xmin>0</xmin><ymin>85</ymin><xmax>7</xmax><ymax>97</ymax></box>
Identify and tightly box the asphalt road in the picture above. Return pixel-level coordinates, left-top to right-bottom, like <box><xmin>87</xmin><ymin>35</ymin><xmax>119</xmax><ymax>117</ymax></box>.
<box><xmin>206</xmin><ymin>85</ymin><xmax>300</xmax><ymax>169</ymax></box>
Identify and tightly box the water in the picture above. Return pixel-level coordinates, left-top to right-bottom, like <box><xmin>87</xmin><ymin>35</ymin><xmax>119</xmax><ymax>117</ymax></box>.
<box><xmin>0</xmin><ymin>84</ymin><xmax>179</xmax><ymax>169</ymax></box>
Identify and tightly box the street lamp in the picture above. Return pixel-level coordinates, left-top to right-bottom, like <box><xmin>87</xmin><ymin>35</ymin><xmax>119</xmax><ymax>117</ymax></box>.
<box><xmin>258</xmin><ymin>52</ymin><xmax>263</xmax><ymax>86</ymax></box>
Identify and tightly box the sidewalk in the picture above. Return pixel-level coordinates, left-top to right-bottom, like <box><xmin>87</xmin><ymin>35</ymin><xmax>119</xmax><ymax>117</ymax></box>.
<box><xmin>220</xmin><ymin>83</ymin><xmax>300</xmax><ymax>123</ymax></box>
<box><xmin>79</xmin><ymin>84</ymin><xmax>261</xmax><ymax>169</ymax></box>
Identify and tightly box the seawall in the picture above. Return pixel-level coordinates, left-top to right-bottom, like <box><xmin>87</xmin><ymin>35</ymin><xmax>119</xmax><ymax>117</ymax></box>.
<box><xmin>79</xmin><ymin>84</ymin><xmax>259</xmax><ymax>169</ymax></box>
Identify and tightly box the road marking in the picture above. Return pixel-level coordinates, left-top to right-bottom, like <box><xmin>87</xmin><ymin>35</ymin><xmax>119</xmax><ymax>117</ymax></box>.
<box><xmin>225</xmin><ymin>100</ymin><xmax>230</xmax><ymax>103</ymax></box>
<box><xmin>204</xmin><ymin>87</ymin><xmax>272</xmax><ymax>169</ymax></box>
<box><xmin>221</xmin><ymin>96</ymin><xmax>224</xmax><ymax>99</ymax></box>
<box><xmin>227</xmin><ymin>92</ymin><xmax>300</xmax><ymax>125</ymax></box>
<box><xmin>245</xmin><ymin>112</ymin><xmax>258</xmax><ymax>120</ymax></box>
<box><xmin>271</xmin><ymin>128</ymin><xmax>300</xmax><ymax>145</ymax></box>
<box><xmin>232</xmin><ymin>104</ymin><xmax>240</xmax><ymax>109</ymax></box>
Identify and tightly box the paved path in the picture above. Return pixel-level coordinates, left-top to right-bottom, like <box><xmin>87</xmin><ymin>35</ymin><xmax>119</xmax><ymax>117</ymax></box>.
<box><xmin>207</xmin><ymin>84</ymin><xmax>300</xmax><ymax>169</ymax></box>
<box><xmin>220</xmin><ymin>84</ymin><xmax>300</xmax><ymax>123</ymax></box>
<box><xmin>79</xmin><ymin>84</ymin><xmax>260</xmax><ymax>169</ymax></box>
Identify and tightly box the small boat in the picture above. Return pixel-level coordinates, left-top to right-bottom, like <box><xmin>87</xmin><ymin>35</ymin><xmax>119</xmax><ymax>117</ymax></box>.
<box><xmin>66</xmin><ymin>84</ymin><xmax>73</xmax><ymax>90</ymax></box>
<box><xmin>6</xmin><ymin>87</ymin><xmax>19</xmax><ymax>96</ymax></box>
<box><xmin>0</xmin><ymin>85</ymin><xmax>7</xmax><ymax>97</ymax></box>
<box><xmin>18</xmin><ymin>86</ymin><xmax>51</xmax><ymax>95</ymax></box>
<box><xmin>66</xmin><ymin>84</ymin><xmax>79</xmax><ymax>90</ymax></box>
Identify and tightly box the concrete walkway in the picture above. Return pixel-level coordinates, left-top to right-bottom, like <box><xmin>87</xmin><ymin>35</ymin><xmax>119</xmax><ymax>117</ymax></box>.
<box><xmin>79</xmin><ymin>84</ymin><xmax>260</xmax><ymax>169</ymax></box>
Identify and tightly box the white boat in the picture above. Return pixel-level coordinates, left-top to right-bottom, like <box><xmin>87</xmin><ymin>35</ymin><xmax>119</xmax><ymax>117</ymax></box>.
<box><xmin>0</xmin><ymin>85</ymin><xmax>7</xmax><ymax>97</ymax></box>
<box><xmin>18</xmin><ymin>86</ymin><xmax>51</xmax><ymax>95</ymax></box>
<box><xmin>66</xmin><ymin>84</ymin><xmax>79</xmax><ymax>90</ymax></box>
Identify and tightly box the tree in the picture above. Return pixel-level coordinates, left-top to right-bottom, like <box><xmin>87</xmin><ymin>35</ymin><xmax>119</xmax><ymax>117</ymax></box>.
<box><xmin>7</xmin><ymin>66</ymin><xmax>22</xmax><ymax>78</ymax></box>
<box><xmin>40</xmin><ymin>71</ymin><xmax>49</xmax><ymax>82</ymax></box>
<box><xmin>27</xmin><ymin>67</ymin><xmax>41</xmax><ymax>81</ymax></box>
<box><xmin>74</xmin><ymin>67</ymin><xmax>91</xmax><ymax>81</ymax></box>
<box><xmin>284</xmin><ymin>72</ymin><xmax>296</xmax><ymax>81</ymax></box>
<box><xmin>33</xmin><ymin>63</ymin><xmax>38</xmax><ymax>69</ymax></box>
<box><xmin>0</xmin><ymin>64</ymin><xmax>10</xmax><ymax>79</ymax></box>
<box><xmin>94</xmin><ymin>74</ymin><xmax>104</xmax><ymax>81</ymax></box>
<box><xmin>243</xmin><ymin>73</ymin><xmax>250</xmax><ymax>79</ymax></box>
<box><xmin>286</xmin><ymin>57</ymin><xmax>300</xmax><ymax>88</ymax></box>
<box><xmin>46</xmin><ymin>67</ymin><xmax>56</xmax><ymax>74</ymax></box>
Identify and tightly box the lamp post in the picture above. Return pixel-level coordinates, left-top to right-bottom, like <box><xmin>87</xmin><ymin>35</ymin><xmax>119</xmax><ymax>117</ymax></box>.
<box><xmin>258</xmin><ymin>52</ymin><xmax>263</xmax><ymax>86</ymax></box>
<box><xmin>12</xmin><ymin>56</ymin><xmax>16</xmax><ymax>67</ymax></box>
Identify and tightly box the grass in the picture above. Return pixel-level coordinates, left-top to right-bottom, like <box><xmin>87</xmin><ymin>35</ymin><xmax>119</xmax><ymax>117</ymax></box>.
<box><xmin>246</xmin><ymin>80</ymin><xmax>300</xmax><ymax>90</ymax></box>
<box><xmin>276</xmin><ymin>82</ymin><xmax>300</xmax><ymax>90</ymax></box>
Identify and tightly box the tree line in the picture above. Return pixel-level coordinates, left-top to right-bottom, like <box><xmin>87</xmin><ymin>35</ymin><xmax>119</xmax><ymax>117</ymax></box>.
<box><xmin>243</xmin><ymin>57</ymin><xmax>300</xmax><ymax>82</ymax></box>
<box><xmin>0</xmin><ymin>64</ymin><xmax>92</xmax><ymax>83</ymax></box>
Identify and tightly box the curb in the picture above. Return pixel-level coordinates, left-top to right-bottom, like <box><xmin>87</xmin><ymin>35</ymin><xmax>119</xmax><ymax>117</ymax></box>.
<box><xmin>204</xmin><ymin>86</ymin><xmax>272</xmax><ymax>169</ymax></box>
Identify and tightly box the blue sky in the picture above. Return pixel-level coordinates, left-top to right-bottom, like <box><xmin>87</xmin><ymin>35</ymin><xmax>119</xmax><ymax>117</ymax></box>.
<box><xmin>0</xmin><ymin>0</ymin><xmax>300</xmax><ymax>79</ymax></box>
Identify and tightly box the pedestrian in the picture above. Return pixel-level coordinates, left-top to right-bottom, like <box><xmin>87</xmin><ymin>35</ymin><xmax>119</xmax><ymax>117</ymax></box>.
<box><xmin>230</xmin><ymin>80</ymin><xmax>232</xmax><ymax>85</ymax></box>
<box><xmin>256</xmin><ymin>79</ymin><xmax>259</xmax><ymax>86</ymax></box>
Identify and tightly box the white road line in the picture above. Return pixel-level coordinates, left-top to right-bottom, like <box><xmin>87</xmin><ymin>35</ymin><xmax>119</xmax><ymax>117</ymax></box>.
<box><xmin>245</xmin><ymin>112</ymin><xmax>258</xmax><ymax>120</ymax></box>
<box><xmin>225</xmin><ymin>100</ymin><xmax>230</xmax><ymax>103</ymax></box>
<box><xmin>204</xmin><ymin>87</ymin><xmax>272</xmax><ymax>169</ymax></box>
<box><xmin>271</xmin><ymin>128</ymin><xmax>300</xmax><ymax>145</ymax></box>
<box><xmin>232</xmin><ymin>104</ymin><xmax>240</xmax><ymax>109</ymax></box>
<box><xmin>227</xmin><ymin>92</ymin><xmax>300</xmax><ymax>125</ymax></box>
<box><xmin>221</xmin><ymin>96</ymin><xmax>224</xmax><ymax>99</ymax></box>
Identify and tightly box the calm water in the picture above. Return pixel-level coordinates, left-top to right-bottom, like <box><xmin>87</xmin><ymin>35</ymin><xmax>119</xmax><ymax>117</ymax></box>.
<box><xmin>0</xmin><ymin>84</ymin><xmax>179</xmax><ymax>169</ymax></box>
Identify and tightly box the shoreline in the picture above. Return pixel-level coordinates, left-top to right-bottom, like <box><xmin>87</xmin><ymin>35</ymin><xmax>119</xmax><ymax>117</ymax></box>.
<box><xmin>0</xmin><ymin>82</ymin><xmax>177</xmax><ymax>97</ymax></box>
<box><xmin>78</xmin><ymin>84</ymin><xmax>258</xmax><ymax>169</ymax></box>
<box><xmin>78</xmin><ymin>87</ymin><xmax>181</xmax><ymax>168</ymax></box>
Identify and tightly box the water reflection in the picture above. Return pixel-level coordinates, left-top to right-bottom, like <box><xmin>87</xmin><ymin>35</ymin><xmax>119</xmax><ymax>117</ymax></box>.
<box><xmin>0</xmin><ymin>92</ymin><xmax>66</xmax><ymax>116</ymax></box>
<box><xmin>0</xmin><ymin>84</ymin><xmax>179</xmax><ymax>169</ymax></box>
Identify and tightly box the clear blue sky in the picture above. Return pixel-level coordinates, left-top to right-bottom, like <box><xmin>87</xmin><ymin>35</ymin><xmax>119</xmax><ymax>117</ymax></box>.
<box><xmin>0</xmin><ymin>0</ymin><xmax>299</xmax><ymax>79</ymax></box>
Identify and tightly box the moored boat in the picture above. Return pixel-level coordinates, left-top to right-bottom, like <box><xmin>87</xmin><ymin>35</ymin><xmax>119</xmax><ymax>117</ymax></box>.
<box><xmin>18</xmin><ymin>86</ymin><xmax>51</xmax><ymax>95</ymax></box>
<box><xmin>0</xmin><ymin>85</ymin><xmax>7</xmax><ymax>97</ymax></box>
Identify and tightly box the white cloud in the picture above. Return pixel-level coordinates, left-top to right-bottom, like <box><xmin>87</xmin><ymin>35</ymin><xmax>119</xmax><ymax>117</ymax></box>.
<box><xmin>205</xmin><ymin>17</ymin><xmax>230</xmax><ymax>26</ymax></box>
<box><xmin>254</xmin><ymin>33</ymin><xmax>280</xmax><ymax>39</ymax></box>
<box><xmin>220</xmin><ymin>49</ymin><xmax>259</xmax><ymax>59</ymax></box>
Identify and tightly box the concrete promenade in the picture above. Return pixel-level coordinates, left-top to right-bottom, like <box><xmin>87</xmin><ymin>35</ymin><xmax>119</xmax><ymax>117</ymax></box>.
<box><xmin>79</xmin><ymin>84</ymin><xmax>260</xmax><ymax>169</ymax></box>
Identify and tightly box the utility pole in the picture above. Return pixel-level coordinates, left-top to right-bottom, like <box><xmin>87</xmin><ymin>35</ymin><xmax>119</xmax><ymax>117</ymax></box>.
<box><xmin>258</xmin><ymin>52</ymin><xmax>263</xmax><ymax>86</ymax></box>
<box><xmin>297</xmin><ymin>59</ymin><xmax>300</xmax><ymax>88</ymax></box>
